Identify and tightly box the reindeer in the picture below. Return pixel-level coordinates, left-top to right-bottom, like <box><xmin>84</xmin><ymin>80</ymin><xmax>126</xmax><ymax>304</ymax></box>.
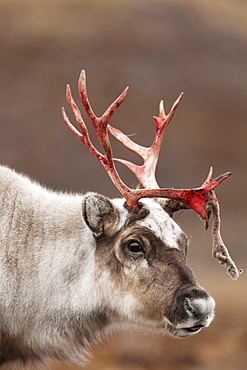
<box><xmin>0</xmin><ymin>71</ymin><xmax>240</xmax><ymax>369</ymax></box>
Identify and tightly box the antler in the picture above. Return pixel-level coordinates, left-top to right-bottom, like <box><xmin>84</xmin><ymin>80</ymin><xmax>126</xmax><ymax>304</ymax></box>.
<box><xmin>62</xmin><ymin>70</ymin><xmax>229</xmax><ymax>220</ymax></box>
<box><xmin>109</xmin><ymin>93</ymin><xmax>241</xmax><ymax>280</ymax></box>
<box><xmin>62</xmin><ymin>70</ymin><xmax>132</xmax><ymax>201</ymax></box>
<box><xmin>61</xmin><ymin>70</ymin><xmax>241</xmax><ymax>279</ymax></box>
<box><xmin>108</xmin><ymin>94</ymin><xmax>232</xmax><ymax>225</ymax></box>
<box><xmin>108</xmin><ymin>95</ymin><xmax>184</xmax><ymax>189</ymax></box>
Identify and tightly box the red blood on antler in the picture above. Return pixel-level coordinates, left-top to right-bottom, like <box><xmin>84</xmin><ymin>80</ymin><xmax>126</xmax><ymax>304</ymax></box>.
<box><xmin>62</xmin><ymin>70</ymin><xmax>241</xmax><ymax>279</ymax></box>
<box><xmin>108</xmin><ymin>96</ymin><xmax>184</xmax><ymax>189</ymax></box>
<box><xmin>108</xmin><ymin>103</ymin><xmax>231</xmax><ymax>223</ymax></box>
<box><xmin>62</xmin><ymin>70</ymin><xmax>229</xmax><ymax>222</ymax></box>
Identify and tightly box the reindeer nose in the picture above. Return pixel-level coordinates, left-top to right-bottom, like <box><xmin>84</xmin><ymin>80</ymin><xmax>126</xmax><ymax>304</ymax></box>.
<box><xmin>165</xmin><ymin>286</ymin><xmax>215</xmax><ymax>330</ymax></box>
<box><xmin>182</xmin><ymin>293</ymin><xmax>215</xmax><ymax>328</ymax></box>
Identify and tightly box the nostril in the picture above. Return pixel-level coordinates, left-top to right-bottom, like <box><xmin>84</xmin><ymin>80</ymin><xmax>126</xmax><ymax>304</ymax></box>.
<box><xmin>183</xmin><ymin>298</ymin><xmax>198</xmax><ymax>317</ymax></box>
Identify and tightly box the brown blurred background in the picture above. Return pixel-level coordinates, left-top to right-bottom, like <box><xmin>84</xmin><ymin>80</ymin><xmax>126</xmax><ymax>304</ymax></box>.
<box><xmin>0</xmin><ymin>0</ymin><xmax>246</xmax><ymax>369</ymax></box>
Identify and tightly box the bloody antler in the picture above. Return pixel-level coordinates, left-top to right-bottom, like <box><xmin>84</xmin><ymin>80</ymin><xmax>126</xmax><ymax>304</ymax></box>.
<box><xmin>62</xmin><ymin>70</ymin><xmax>135</xmax><ymax>202</ymax></box>
<box><xmin>62</xmin><ymin>70</ymin><xmax>228</xmax><ymax>220</ymax></box>
<box><xmin>108</xmin><ymin>97</ymin><xmax>184</xmax><ymax>189</ymax></box>
<box><xmin>61</xmin><ymin>70</ymin><xmax>241</xmax><ymax>279</ymax></box>
<box><xmin>109</xmin><ymin>99</ymin><xmax>241</xmax><ymax>279</ymax></box>
<box><xmin>108</xmin><ymin>96</ymin><xmax>231</xmax><ymax>224</ymax></box>
<box><xmin>108</xmin><ymin>97</ymin><xmax>183</xmax><ymax>189</ymax></box>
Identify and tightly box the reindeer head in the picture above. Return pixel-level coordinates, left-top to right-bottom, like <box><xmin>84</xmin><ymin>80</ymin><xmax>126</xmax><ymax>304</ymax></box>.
<box><xmin>62</xmin><ymin>70</ymin><xmax>241</xmax><ymax>337</ymax></box>
<box><xmin>82</xmin><ymin>194</ymin><xmax>215</xmax><ymax>337</ymax></box>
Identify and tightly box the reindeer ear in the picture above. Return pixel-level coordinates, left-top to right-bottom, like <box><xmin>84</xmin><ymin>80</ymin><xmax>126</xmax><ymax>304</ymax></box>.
<box><xmin>82</xmin><ymin>192</ymin><xmax>118</xmax><ymax>238</ymax></box>
<box><xmin>159</xmin><ymin>199</ymin><xmax>190</xmax><ymax>218</ymax></box>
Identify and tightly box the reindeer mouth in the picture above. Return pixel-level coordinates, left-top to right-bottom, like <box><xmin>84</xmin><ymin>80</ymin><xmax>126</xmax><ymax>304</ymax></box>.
<box><xmin>171</xmin><ymin>327</ymin><xmax>202</xmax><ymax>337</ymax></box>
<box><xmin>165</xmin><ymin>321</ymin><xmax>204</xmax><ymax>337</ymax></box>
<box><xmin>183</xmin><ymin>325</ymin><xmax>203</xmax><ymax>333</ymax></box>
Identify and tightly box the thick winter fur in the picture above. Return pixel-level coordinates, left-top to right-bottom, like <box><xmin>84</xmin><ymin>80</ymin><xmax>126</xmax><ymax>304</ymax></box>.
<box><xmin>0</xmin><ymin>166</ymin><xmax>215</xmax><ymax>368</ymax></box>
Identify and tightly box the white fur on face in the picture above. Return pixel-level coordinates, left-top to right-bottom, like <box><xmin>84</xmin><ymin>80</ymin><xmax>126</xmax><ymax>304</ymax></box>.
<box><xmin>112</xmin><ymin>198</ymin><xmax>185</xmax><ymax>249</ymax></box>
<box><xmin>111</xmin><ymin>198</ymin><xmax>129</xmax><ymax>231</ymax></box>
<box><xmin>135</xmin><ymin>199</ymin><xmax>185</xmax><ymax>249</ymax></box>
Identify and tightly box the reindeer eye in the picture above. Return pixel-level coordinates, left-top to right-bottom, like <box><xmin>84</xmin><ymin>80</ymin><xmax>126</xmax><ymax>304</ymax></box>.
<box><xmin>127</xmin><ymin>240</ymin><xmax>144</xmax><ymax>253</ymax></box>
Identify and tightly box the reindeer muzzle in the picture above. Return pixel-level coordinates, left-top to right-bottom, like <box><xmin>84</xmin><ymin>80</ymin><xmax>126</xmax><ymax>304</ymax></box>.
<box><xmin>164</xmin><ymin>287</ymin><xmax>215</xmax><ymax>338</ymax></box>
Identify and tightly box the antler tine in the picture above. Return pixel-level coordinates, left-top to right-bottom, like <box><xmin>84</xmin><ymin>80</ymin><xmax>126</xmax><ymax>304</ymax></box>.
<box><xmin>77</xmin><ymin>70</ymin><xmax>96</xmax><ymax>124</ymax></box>
<box><xmin>78</xmin><ymin>70</ymin><xmax>129</xmax><ymax>127</ymax></box>
<box><xmin>154</xmin><ymin>93</ymin><xmax>184</xmax><ymax>138</ymax></box>
<box><xmin>109</xmin><ymin>93</ymin><xmax>184</xmax><ymax>189</ymax></box>
<box><xmin>107</xmin><ymin>125</ymin><xmax>159</xmax><ymax>188</ymax></box>
<box><xmin>204</xmin><ymin>166</ymin><xmax>213</xmax><ymax>184</ymax></box>
<box><xmin>62</xmin><ymin>84</ymin><xmax>104</xmax><ymax>162</ymax></box>
<box><xmin>78</xmin><ymin>70</ymin><xmax>129</xmax><ymax>158</ymax></box>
